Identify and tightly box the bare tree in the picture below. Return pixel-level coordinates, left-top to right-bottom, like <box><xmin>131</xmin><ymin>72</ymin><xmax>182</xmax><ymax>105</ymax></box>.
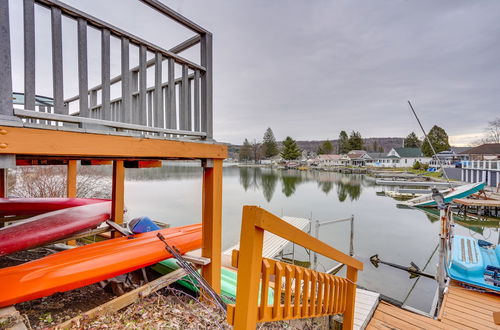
<box><xmin>485</xmin><ymin>117</ymin><xmax>500</xmax><ymax>143</ymax></box>
<box><xmin>9</xmin><ymin>166</ymin><xmax>111</xmax><ymax>199</ymax></box>
<box><xmin>251</xmin><ymin>139</ymin><xmax>261</xmax><ymax>163</ymax></box>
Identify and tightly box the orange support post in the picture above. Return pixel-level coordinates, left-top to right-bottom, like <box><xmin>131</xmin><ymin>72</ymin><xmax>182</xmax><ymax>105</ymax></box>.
<box><xmin>66</xmin><ymin>160</ymin><xmax>78</xmax><ymax>245</ymax></box>
<box><xmin>201</xmin><ymin>159</ymin><xmax>223</xmax><ymax>293</ymax></box>
<box><xmin>66</xmin><ymin>160</ymin><xmax>77</xmax><ymax>198</ymax></box>
<box><xmin>343</xmin><ymin>266</ymin><xmax>358</xmax><ymax>330</ymax></box>
<box><xmin>232</xmin><ymin>206</ymin><xmax>265</xmax><ymax>329</ymax></box>
<box><xmin>111</xmin><ymin>160</ymin><xmax>125</xmax><ymax>238</ymax></box>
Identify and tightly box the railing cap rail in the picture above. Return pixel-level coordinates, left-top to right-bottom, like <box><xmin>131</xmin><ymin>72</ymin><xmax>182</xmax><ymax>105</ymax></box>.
<box><xmin>245</xmin><ymin>205</ymin><xmax>363</xmax><ymax>271</ymax></box>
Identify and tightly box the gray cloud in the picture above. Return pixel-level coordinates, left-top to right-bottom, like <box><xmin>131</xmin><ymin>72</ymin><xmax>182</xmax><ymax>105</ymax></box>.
<box><xmin>9</xmin><ymin>0</ymin><xmax>500</xmax><ymax>145</ymax></box>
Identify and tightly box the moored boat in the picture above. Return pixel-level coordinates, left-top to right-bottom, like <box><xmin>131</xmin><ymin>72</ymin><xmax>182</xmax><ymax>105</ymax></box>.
<box><xmin>447</xmin><ymin>235</ymin><xmax>500</xmax><ymax>293</ymax></box>
<box><xmin>0</xmin><ymin>224</ymin><xmax>201</xmax><ymax>307</ymax></box>
<box><xmin>400</xmin><ymin>182</ymin><xmax>485</xmax><ymax>207</ymax></box>
<box><xmin>152</xmin><ymin>258</ymin><xmax>274</xmax><ymax>305</ymax></box>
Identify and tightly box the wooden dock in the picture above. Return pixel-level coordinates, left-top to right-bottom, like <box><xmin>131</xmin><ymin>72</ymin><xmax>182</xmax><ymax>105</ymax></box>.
<box><xmin>367</xmin><ymin>301</ymin><xmax>444</xmax><ymax>329</ymax></box>
<box><xmin>454</xmin><ymin>198</ymin><xmax>500</xmax><ymax>207</ymax></box>
<box><xmin>438</xmin><ymin>281</ymin><xmax>500</xmax><ymax>329</ymax></box>
<box><xmin>354</xmin><ymin>288</ymin><xmax>380</xmax><ymax>330</ymax></box>
<box><xmin>376</xmin><ymin>180</ymin><xmax>461</xmax><ymax>187</ymax></box>
<box><xmin>223</xmin><ymin>216</ymin><xmax>310</xmax><ymax>259</ymax></box>
<box><xmin>366</xmin><ymin>281</ymin><xmax>500</xmax><ymax>329</ymax></box>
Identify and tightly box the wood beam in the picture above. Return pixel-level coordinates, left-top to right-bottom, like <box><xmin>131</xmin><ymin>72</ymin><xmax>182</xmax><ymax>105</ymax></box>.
<box><xmin>201</xmin><ymin>159</ymin><xmax>223</xmax><ymax>293</ymax></box>
<box><xmin>0</xmin><ymin>126</ymin><xmax>227</xmax><ymax>159</ymax></box>
<box><xmin>111</xmin><ymin>160</ymin><xmax>125</xmax><ymax>238</ymax></box>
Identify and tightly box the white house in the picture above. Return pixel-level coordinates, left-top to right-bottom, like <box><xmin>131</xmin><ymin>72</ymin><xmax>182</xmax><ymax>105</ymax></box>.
<box><xmin>314</xmin><ymin>154</ymin><xmax>344</xmax><ymax>167</ymax></box>
<box><xmin>385</xmin><ymin>147</ymin><xmax>431</xmax><ymax>168</ymax></box>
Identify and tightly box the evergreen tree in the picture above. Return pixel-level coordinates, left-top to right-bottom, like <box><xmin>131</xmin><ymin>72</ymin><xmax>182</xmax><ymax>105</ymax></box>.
<box><xmin>317</xmin><ymin>140</ymin><xmax>334</xmax><ymax>154</ymax></box>
<box><xmin>372</xmin><ymin>141</ymin><xmax>378</xmax><ymax>152</ymax></box>
<box><xmin>338</xmin><ymin>131</ymin><xmax>350</xmax><ymax>154</ymax></box>
<box><xmin>421</xmin><ymin>125</ymin><xmax>451</xmax><ymax>157</ymax></box>
<box><xmin>348</xmin><ymin>131</ymin><xmax>363</xmax><ymax>151</ymax></box>
<box><xmin>261</xmin><ymin>127</ymin><xmax>279</xmax><ymax>158</ymax></box>
<box><xmin>404</xmin><ymin>132</ymin><xmax>422</xmax><ymax>148</ymax></box>
<box><xmin>238</xmin><ymin>139</ymin><xmax>252</xmax><ymax>162</ymax></box>
<box><xmin>280</xmin><ymin>136</ymin><xmax>302</xmax><ymax>160</ymax></box>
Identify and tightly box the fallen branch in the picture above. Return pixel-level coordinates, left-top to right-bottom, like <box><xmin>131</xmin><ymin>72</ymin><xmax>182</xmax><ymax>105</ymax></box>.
<box><xmin>55</xmin><ymin>268</ymin><xmax>187</xmax><ymax>329</ymax></box>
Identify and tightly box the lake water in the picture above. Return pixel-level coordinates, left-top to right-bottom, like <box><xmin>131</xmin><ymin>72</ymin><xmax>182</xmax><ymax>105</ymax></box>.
<box><xmin>123</xmin><ymin>164</ymin><xmax>499</xmax><ymax>312</ymax></box>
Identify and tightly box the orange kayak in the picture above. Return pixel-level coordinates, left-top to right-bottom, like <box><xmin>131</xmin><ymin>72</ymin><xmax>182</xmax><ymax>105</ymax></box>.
<box><xmin>0</xmin><ymin>224</ymin><xmax>201</xmax><ymax>307</ymax></box>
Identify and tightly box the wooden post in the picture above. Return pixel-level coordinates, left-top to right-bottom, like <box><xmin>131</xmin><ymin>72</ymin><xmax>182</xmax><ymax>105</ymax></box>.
<box><xmin>232</xmin><ymin>206</ymin><xmax>264</xmax><ymax>329</ymax></box>
<box><xmin>66</xmin><ymin>160</ymin><xmax>77</xmax><ymax>198</ymax></box>
<box><xmin>201</xmin><ymin>158</ymin><xmax>222</xmax><ymax>293</ymax></box>
<box><xmin>0</xmin><ymin>168</ymin><xmax>6</xmax><ymax>198</ymax></box>
<box><xmin>343</xmin><ymin>266</ymin><xmax>357</xmax><ymax>330</ymax></box>
<box><xmin>111</xmin><ymin>160</ymin><xmax>125</xmax><ymax>238</ymax></box>
<box><xmin>0</xmin><ymin>168</ymin><xmax>5</xmax><ymax>228</ymax></box>
<box><xmin>66</xmin><ymin>160</ymin><xmax>78</xmax><ymax>245</ymax></box>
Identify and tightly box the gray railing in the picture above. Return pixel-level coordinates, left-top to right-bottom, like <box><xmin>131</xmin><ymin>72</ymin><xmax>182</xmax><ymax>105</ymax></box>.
<box><xmin>0</xmin><ymin>0</ymin><xmax>213</xmax><ymax>140</ymax></box>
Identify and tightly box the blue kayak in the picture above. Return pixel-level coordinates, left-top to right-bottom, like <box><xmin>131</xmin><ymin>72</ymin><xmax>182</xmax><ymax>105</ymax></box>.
<box><xmin>447</xmin><ymin>235</ymin><xmax>500</xmax><ymax>292</ymax></box>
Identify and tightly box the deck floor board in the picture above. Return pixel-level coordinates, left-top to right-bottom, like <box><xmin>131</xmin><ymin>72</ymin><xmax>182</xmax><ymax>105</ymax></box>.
<box><xmin>367</xmin><ymin>281</ymin><xmax>499</xmax><ymax>330</ymax></box>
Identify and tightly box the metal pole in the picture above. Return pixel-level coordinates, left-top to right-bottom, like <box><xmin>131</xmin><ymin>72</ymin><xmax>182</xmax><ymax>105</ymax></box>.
<box><xmin>349</xmin><ymin>215</ymin><xmax>354</xmax><ymax>257</ymax></box>
<box><xmin>407</xmin><ymin>101</ymin><xmax>452</xmax><ymax>188</ymax></box>
<box><xmin>436</xmin><ymin>206</ymin><xmax>448</xmax><ymax>304</ymax></box>
<box><xmin>313</xmin><ymin>219</ymin><xmax>319</xmax><ymax>270</ymax></box>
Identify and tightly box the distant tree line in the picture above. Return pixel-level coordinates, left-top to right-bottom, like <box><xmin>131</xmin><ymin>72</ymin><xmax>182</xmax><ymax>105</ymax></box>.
<box><xmin>239</xmin><ymin>127</ymin><xmax>304</xmax><ymax>162</ymax></box>
<box><xmin>239</xmin><ymin>124</ymin><xmax>457</xmax><ymax>161</ymax></box>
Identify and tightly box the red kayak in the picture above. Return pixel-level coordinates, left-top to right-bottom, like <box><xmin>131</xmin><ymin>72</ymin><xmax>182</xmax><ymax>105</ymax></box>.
<box><xmin>0</xmin><ymin>198</ymin><xmax>109</xmax><ymax>217</ymax></box>
<box><xmin>0</xmin><ymin>202</ymin><xmax>111</xmax><ymax>256</ymax></box>
<box><xmin>0</xmin><ymin>224</ymin><xmax>201</xmax><ymax>307</ymax></box>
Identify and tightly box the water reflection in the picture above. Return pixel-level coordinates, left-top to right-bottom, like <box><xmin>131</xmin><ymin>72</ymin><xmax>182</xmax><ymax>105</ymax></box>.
<box><xmin>238</xmin><ymin>167</ymin><xmax>364</xmax><ymax>202</ymax></box>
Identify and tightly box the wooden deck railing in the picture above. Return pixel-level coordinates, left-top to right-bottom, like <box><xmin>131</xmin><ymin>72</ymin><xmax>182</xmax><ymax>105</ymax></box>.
<box><xmin>0</xmin><ymin>0</ymin><xmax>213</xmax><ymax>140</ymax></box>
<box><xmin>227</xmin><ymin>206</ymin><xmax>363</xmax><ymax>329</ymax></box>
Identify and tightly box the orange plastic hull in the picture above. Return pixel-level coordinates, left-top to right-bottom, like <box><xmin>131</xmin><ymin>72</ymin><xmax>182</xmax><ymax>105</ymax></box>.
<box><xmin>0</xmin><ymin>224</ymin><xmax>201</xmax><ymax>307</ymax></box>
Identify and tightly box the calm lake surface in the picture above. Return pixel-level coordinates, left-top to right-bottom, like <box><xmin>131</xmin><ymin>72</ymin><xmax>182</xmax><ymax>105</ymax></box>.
<box><xmin>123</xmin><ymin>164</ymin><xmax>499</xmax><ymax>312</ymax></box>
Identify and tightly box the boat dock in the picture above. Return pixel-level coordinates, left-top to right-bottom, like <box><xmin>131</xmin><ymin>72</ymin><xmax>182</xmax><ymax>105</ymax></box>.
<box><xmin>366</xmin><ymin>281</ymin><xmax>500</xmax><ymax>329</ymax></box>
<box><xmin>376</xmin><ymin>180</ymin><xmax>461</xmax><ymax>187</ymax></box>
<box><xmin>223</xmin><ymin>216</ymin><xmax>310</xmax><ymax>259</ymax></box>
<box><xmin>454</xmin><ymin>198</ymin><xmax>500</xmax><ymax>207</ymax></box>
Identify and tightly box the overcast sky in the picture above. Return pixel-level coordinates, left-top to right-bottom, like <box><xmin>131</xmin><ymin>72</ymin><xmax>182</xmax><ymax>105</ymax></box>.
<box><xmin>9</xmin><ymin>0</ymin><xmax>500</xmax><ymax>145</ymax></box>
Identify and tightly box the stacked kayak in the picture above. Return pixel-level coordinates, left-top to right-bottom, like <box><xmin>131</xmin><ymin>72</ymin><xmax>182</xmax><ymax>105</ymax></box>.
<box><xmin>447</xmin><ymin>235</ymin><xmax>500</xmax><ymax>292</ymax></box>
<box><xmin>0</xmin><ymin>201</ymin><xmax>111</xmax><ymax>256</ymax></box>
<box><xmin>152</xmin><ymin>258</ymin><xmax>274</xmax><ymax>305</ymax></box>
<box><xmin>0</xmin><ymin>224</ymin><xmax>202</xmax><ymax>307</ymax></box>
<box><xmin>0</xmin><ymin>197</ymin><xmax>109</xmax><ymax>217</ymax></box>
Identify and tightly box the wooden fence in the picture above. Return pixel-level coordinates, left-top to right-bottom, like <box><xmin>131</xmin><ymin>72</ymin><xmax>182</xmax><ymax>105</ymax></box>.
<box><xmin>227</xmin><ymin>206</ymin><xmax>363</xmax><ymax>329</ymax></box>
